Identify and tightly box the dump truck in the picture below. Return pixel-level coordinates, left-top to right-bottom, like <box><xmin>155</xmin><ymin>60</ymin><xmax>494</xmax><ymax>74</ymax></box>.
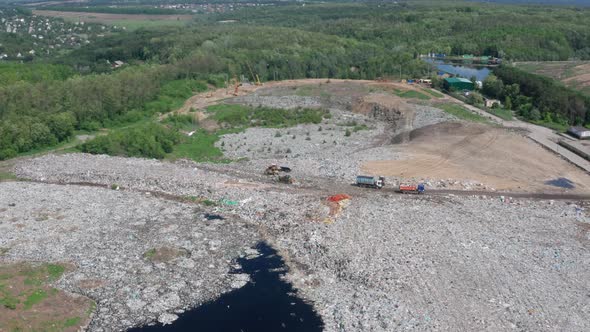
<box><xmin>356</xmin><ymin>175</ymin><xmax>385</xmax><ymax>189</ymax></box>
<box><xmin>398</xmin><ymin>183</ymin><xmax>425</xmax><ymax>194</ymax></box>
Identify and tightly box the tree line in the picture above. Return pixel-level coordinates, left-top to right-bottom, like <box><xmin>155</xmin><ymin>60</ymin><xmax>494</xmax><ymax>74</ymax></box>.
<box><xmin>208</xmin><ymin>2</ymin><xmax>590</xmax><ymax>61</ymax></box>
<box><xmin>0</xmin><ymin>24</ymin><xmax>429</xmax><ymax>159</ymax></box>
<box><xmin>485</xmin><ymin>66</ymin><xmax>590</xmax><ymax>126</ymax></box>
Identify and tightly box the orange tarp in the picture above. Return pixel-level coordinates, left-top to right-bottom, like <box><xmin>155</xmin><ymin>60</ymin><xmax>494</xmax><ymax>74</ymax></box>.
<box><xmin>327</xmin><ymin>194</ymin><xmax>352</xmax><ymax>202</ymax></box>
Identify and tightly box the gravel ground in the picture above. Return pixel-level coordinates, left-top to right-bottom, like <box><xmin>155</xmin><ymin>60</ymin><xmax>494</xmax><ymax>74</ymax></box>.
<box><xmin>12</xmin><ymin>154</ymin><xmax>590</xmax><ymax>331</ymax></box>
<box><xmin>0</xmin><ymin>182</ymin><xmax>260</xmax><ymax>331</ymax></box>
<box><xmin>281</xmin><ymin>194</ymin><xmax>590</xmax><ymax>331</ymax></box>
<box><xmin>228</xmin><ymin>95</ymin><xmax>324</xmax><ymax>109</ymax></box>
<box><xmin>411</xmin><ymin>105</ymin><xmax>457</xmax><ymax>129</ymax></box>
<box><xmin>8</xmin><ymin>91</ymin><xmax>586</xmax><ymax>331</ymax></box>
<box><xmin>214</xmin><ymin>99</ymin><xmax>456</xmax><ymax>183</ymax></box>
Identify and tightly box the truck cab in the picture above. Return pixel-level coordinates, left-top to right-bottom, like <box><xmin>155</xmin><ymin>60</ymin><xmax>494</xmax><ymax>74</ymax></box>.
<box><xmin>376</xmin><ymin>176</ymin><xmax>385</xmax><ymax>189</ymax></box>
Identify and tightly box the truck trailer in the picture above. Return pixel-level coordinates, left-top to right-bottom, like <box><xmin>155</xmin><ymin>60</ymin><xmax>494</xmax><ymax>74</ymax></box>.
<box><xmin>398</xmin><ymin>183</ymin><xmax>425</xmax><ymax>194</ymax></box>
<box><xmin>356</xmin><ymin>175</ymin><xmax>385</xmax><ymax>189</ymax></box>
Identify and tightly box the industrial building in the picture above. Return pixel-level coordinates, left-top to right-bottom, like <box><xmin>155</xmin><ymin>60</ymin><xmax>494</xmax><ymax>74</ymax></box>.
<box><xmin>567</xmin><ymin>126</ymin><xmax>590</xmax><ymax>139</ymax></box>
<box><xmin>443</xmin><ymin>77</ymin><xmax>474</xmax><ymax>91</ymax></box>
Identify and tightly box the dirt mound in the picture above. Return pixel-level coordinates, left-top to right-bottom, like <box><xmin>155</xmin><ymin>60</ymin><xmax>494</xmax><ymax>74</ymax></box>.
<box><xmin>363</xmin><ymin>123</ymin><xmax>590</xmax><ymax>192</ymax></box>
<box><xmin>408</xmin><ymin>121</ymin><xmax>486</xmax><ymax>141</ymax></box>
<box><xmin>352</xmin><ymin>94</ymin><xmax>412</xmax><ymax>127</ymax></box>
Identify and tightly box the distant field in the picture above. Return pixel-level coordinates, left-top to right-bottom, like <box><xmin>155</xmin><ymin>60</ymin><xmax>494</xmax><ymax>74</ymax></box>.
<box><xmin>32</xmin><ymin>10</ymin><xmax>193</xmax><ymax>29</ymax></box>
<box><xmin>515</xmin><ymin>61</ymin><xmax>590</xmax><ymax>95</ymax></box>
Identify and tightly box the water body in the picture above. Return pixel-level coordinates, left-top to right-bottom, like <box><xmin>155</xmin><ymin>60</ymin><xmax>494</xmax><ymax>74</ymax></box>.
<box><xmin>424</xmin><ymin>58</ymin><xmax>492</xmax><ymax>81</ymax></box>
<box><xmin>545</xmin><ymin>177</ymin><xmax>576</xmax><ymax>189</ymax></box>
<box><xmin>129</xmin><ymin>242</ymin><xmax>324</xmax><ymax>332</ymax></box>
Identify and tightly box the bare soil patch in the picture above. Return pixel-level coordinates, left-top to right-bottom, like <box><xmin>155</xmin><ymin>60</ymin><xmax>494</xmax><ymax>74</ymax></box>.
<box><xmin>362</xmin><ymin>122</ymin><xmax>590</xmax><ymax>192</ymax></box>
<box><xmin>143</xmin><ymin>246</ymin><xmax>189</xmax><ymax>263</ymax></box>
<box><xmin>0</xmin><ymin>262</ymin><xmax>94</xmax><ymax>331</ymax></box>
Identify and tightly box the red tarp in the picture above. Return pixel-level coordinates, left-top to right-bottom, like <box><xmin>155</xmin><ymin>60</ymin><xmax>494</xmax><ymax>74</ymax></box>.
<box><xmin>327</xmin><ymin>194</ymin><xmax>352</xmax><ymax>202</ymax></box>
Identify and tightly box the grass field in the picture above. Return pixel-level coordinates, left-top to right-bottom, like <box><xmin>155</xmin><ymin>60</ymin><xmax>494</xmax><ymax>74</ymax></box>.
<box><xmin>486</xmin><ymin>107</ymin><xmax>513</xmax><ymax>120</ymax></box>
<box><xmin>0</xmin><ymin>263</ymin><xmax>94</xmax><ymax>331</ymax></box>
<box><xmin>167</xmin><ymin>129</ymin><xmax>236</xmax><ymax>163</ymax></box>
<box><xmin>531</xmin><ymin>119</ymin><xmax>569</xmax><ymax>132</ymax></box>
<box><xmin>396</xmin><ymin>90</ymin><xmax>431</xmax><ymax>100</ymax></box>
<box><xmin>32</xmin><ymin>10</ymin><xmax>193</xmax><ymax>30</ymax></box>
<box><xmin>423</xmin><ymin>89</ymin><xmax>444</xmax><ymax>98</ymax></box>
<box><xmin>437</xmin><ymin>103</ymin><xmax>490</xmax><ymax>123</ymax></box>
<box><xmin>0</xmin><ymin>171</ymin><xmax>16</xmax><ymax>182</ymax></box>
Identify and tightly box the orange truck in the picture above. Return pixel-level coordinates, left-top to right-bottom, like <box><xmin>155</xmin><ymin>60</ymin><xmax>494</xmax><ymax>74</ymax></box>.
<box><xmin>398</xmin><ymin>184</ymin><xmax>426</xmax><ymax>194</ymax></box>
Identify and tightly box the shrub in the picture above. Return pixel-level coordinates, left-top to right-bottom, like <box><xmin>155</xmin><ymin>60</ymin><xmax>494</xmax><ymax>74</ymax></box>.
<box><xmin>80</xmin><ymin>123</ymin><xmax>180</xmax><ymax>159</ymax></box>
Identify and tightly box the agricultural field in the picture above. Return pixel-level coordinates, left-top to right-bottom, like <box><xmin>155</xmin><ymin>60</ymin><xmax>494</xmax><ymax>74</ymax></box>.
<box><xmin>516</xmin><ymin>61</ymin><xmax>590</xmax><ymax>95</ymax></box>
<box><xmin>32</xmin><ymin>10</ymin><xmax>193</xmax><ymax>30</ymax></box>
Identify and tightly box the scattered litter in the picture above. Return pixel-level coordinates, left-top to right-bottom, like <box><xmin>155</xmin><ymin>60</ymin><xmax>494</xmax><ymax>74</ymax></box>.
<box><xmin>220</xmin><ymin>199</ymin><xmax>239</xmax><ymax>206</ymax></box>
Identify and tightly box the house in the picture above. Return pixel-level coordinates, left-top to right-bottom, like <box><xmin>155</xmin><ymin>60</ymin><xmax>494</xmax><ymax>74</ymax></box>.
<box><xmin>568</xmin><ymin>126</ymin><xmax>590</xmax><ymax>139</ymax></box>
<box><xmin>112</xmin><ymin>60</ymin><xmax>125</xmax><ymax>69</ymax></box>
<box><xmin>484</xmin><ymin>98</ymin><xmax>500</xmax><ymax>108</ymax></box>
<box><xmin>419</xmin><ymin>79</ymin><xmax>432</xmax><ymax>86</ymax></box>
<box><xmin>443</xmin><ymin>77</ymin><xmax>474</xmax><ymax>91</ymax></box>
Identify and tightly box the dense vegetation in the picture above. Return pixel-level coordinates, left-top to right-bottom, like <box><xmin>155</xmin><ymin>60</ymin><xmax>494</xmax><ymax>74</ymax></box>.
<box><xmin>0</xmin><ymin>63</ymin><xmax>75</xmax><ymax>86</ymax></box>
<box><xmin>209</xmin><ymin>2</ymin><xmax>590</xmax><ymax>61</ymax></box>
<box><xmin>484</xmin><ymin>66</ymin><xmax>590</xmax><ymax>128</ymax></box>
<box><xmin>0</xmin><ymin>65</ymin><xmax>212</xmax><ymax>159</ymax></box>
<box><xmin>80</xmin><ymin>123</ymin><xmax>180</xmax><ymax>159</ymax></box>
<box><xmin>40</xmin><ymin>6</ymin><xmax>191</xmax><ymax>15</ymax></box>
<box><xmin>2</xmin><ymin>0</ymin><xmax>590</xmax><ymax>159</ymax></box>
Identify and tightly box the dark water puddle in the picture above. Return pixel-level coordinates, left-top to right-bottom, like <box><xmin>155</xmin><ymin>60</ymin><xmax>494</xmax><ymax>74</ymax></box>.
<box><xmin>128</xmin><ymin>242</ymin><xmax>323</xmax><ymax>332</ymax></box>
<box><xmin>545</xmin><ymin>177</ymin><xmax>575</xmax><ymax>189</ymax></box>
<box><xmin>203</xmin><ymin>213</ymin><xmax>224</xmax><ymax>221</ymax></box>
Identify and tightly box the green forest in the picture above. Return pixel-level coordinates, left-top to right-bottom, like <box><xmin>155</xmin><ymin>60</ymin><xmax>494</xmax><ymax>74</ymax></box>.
<box><xmin>1</xmin><ymin>0</ymin><xmax>590</xmax><ymax>159</ymax></box>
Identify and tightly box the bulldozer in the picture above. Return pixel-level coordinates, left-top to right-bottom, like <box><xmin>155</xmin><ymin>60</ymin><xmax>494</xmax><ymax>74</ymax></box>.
<box><xmin>265</xmin><ymin>164</ymin><xmax>292</xmax><ymax>175</ymax></box>
<box><xmin>265</xmin><ymin>164</ymin><xmax>281</xmax><ymax>175</ymax></box>
<box><xmin>264</xmin><ymin>164</ymin><xmax>294</xmax><ymax>184</ymax></box>
<box><xmin>278</xmin><ymin>175</ymin><xmax>294</xmax><ymax>184</ymax></box>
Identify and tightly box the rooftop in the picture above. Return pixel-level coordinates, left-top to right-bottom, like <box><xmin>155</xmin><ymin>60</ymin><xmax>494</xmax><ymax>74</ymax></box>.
<box><xmin>444</xmin><ymin>77</ymin><xmax>472</xmax><ymax>83</ymax></box>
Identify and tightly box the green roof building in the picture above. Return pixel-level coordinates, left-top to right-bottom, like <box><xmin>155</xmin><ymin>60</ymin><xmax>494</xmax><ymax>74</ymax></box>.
<box><xmin>443</xmin><ymin>77</ymin><xmax>474</xmax><ymax>91</ymax></box>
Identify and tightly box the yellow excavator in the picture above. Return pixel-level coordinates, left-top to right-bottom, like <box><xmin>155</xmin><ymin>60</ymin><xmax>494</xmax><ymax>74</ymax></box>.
<box><xmin>246</xmin><ymin>63</ymin><xmax>262</xmax><ymax>86</ymax></box>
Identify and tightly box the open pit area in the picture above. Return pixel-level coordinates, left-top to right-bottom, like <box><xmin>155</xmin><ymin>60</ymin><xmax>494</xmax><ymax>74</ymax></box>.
<box><xmin>2</xmin><ymin>80</ymin><xmax>590</xmax><ymax>331</ymax></box>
